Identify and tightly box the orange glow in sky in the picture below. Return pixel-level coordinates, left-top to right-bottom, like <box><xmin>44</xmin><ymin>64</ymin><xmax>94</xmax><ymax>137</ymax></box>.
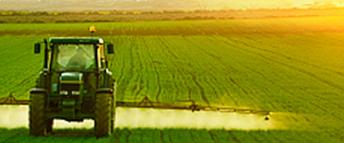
<box><xmin>199</xmin><ymin>0</ymin><xmax>344</xmax><ymax>9</ymax></box>
<box><xmin>0</xmin><ymin>0</ymin><xmax>344</xmax><ymax>11</ymax></box>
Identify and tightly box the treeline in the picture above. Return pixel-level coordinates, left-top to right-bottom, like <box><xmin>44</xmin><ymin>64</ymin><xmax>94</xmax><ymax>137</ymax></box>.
<box><xmin>1</xmin><ymin>8</ymin><xmax>344</xmax><ymax>23</ymax></box>
<box><xmin>0</xmin><ymin>10</ymin><xmax>234</xmax><ymax>16</ymax></box>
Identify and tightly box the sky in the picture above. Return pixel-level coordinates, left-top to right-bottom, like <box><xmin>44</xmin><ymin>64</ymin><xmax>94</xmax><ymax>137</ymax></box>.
<box><xmin>0</xmin><ymin>0</ymin><xmax>343</xmax><ymax>11</ymax></box>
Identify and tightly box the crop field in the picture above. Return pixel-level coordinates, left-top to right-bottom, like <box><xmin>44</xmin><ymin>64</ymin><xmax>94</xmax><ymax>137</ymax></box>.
<box><xmin>0</xmin><ymin>16</ymin><xmax>344</xmax><ymax>142</ymax></box>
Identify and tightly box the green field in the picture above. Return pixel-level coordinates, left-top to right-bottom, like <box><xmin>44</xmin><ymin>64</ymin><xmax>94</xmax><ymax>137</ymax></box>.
<box><xmin>1</xmin><ymin>16</ymin><xmax>344</xmax><ymax>142</ymax></box>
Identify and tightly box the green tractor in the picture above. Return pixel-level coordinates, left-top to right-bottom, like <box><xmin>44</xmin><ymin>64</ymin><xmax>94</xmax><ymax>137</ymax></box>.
<box><xmin>30</xmin><ymin>37</ymin><xmax>115</xmax><ymax>137</ymax></box>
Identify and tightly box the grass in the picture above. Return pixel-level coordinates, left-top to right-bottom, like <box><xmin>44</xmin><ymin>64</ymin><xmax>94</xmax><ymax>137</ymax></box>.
<box><xmin>0</xmin><ymin>128</ymin><xmax>341</xmax><ymax>143</ymax></box>
<box><xmin>0</xmin><ymin>16</ymin><xmax>344</xmax><ymax>142</ymax></box>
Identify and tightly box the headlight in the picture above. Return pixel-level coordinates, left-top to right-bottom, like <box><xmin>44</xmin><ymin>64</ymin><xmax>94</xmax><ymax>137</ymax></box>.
<box><xmin>60</xmin><ymin>91</ymin><xmax>68</xmax><ymax>95</ymax></box>
<box><xmin>72</xmin><ymin>91</ymin><xmax>80</xmax><ymax>95</ymax></box>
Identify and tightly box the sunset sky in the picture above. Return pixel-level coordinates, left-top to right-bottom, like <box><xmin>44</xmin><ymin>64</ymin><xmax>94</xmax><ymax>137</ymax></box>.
<box><xmin>0</xmin><ymin>0</ymin><xmax>343</xmax><ymax>11</ymax></box>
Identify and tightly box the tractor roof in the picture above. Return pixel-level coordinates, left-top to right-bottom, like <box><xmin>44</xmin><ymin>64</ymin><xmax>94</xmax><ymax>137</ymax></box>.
<box><xmin>48</xmin><ymin>37</ymin><xmax>104</xmax><ymax>44</ymax></box>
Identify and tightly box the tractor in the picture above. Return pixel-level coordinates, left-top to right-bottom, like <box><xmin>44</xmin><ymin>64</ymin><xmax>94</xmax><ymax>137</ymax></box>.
<box><xmin>30</xmin><ymin>37</ymin><xmax>115</xmax><ymax>137</ymax></box>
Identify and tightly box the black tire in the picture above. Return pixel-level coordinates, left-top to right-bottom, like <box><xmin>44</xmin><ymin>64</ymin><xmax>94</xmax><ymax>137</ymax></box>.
<box><xmin>46</xmin><ymin>119</ymin><xmax>53</xmax><ymax>133</ymax></box>
<box><xmin>29</xmin><ymin>93</ymin><xmax>46</xmax><ymax>136</ymax></box>
<box><xmin>95</xmin><ymin>93</ymin><xmax>112</xmax><ymax>137</ymax></box>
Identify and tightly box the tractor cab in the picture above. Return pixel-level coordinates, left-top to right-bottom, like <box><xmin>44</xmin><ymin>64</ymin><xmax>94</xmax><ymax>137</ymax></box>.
<box><xmin>35</xmin><ymin>37</ymin><xmax>114</xmax><ymax>71</ymax></box>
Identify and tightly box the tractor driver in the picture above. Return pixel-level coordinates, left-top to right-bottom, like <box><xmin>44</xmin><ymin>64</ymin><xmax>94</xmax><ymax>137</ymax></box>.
<box><xmin>66</xmin><ymin>46</ymin><xmax>94</xmax><ymax>70</ymax></box>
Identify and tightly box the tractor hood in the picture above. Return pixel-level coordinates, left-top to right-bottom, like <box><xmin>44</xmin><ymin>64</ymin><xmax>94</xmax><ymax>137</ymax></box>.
<box><xmin>60</xmin><ymin>72</ymin><xmax>83</xmax><ymax>84</ymax></box>
<box><xmin>59</xmin><ymin>72</ymin><xmax>83</xmax><ymax>96</ymax></box>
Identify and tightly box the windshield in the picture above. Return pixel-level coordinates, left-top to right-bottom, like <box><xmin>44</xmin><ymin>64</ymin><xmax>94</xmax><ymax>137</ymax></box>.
<box><xmin>52</xmin><ymin>44</ymin><xmax>96</xmax><ymax>71</ymax></box>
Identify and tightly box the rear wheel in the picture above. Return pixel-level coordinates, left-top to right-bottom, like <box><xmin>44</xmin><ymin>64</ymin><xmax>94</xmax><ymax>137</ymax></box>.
<box><xmin>95</xmin><ymin>92</ymin><xmax>113</xmax><ymax>137</ymax></box>
<box><xmin>29</xmin><ymin>93</ymin><xmax>46</xmax><ymax>136</ymax></box>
